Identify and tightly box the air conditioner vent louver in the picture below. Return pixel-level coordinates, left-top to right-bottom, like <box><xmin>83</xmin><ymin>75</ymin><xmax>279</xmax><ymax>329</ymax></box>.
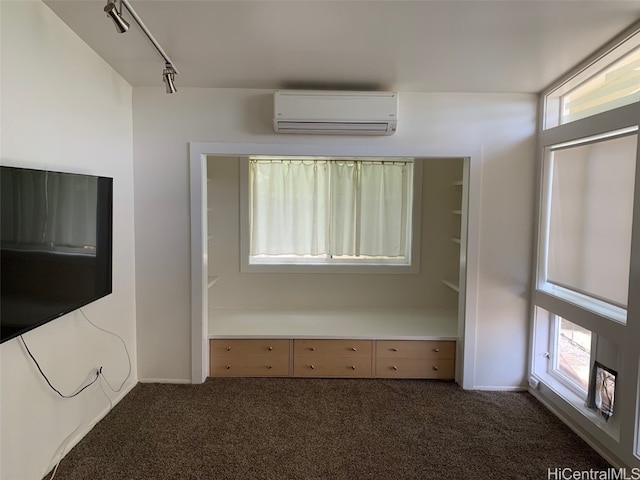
<box><xmin>273</xmin><ymin>90</ymin><xmax>398</xmax><ymax>135</ymax></box>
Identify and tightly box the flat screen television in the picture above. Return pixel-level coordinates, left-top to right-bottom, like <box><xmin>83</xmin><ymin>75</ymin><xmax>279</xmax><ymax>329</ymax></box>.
<box><xmin>0</xmin><ymin>166</ymin><xmax>113</xmax><ymax>343</ymax></box>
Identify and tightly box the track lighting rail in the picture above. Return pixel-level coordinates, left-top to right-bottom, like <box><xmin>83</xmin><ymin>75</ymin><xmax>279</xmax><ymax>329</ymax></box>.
<box><xmin>120</xmin><ymin>0</ymin><xmax>179</xmax><ymax>74</ymax></box>
<box><xmin>105</xmin><ymin>0</ymin><xmax>179</xmax><ymax>92</ymax></box>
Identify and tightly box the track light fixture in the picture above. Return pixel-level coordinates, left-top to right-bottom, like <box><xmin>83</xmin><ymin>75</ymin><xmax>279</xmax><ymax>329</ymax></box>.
<box><xmin>163</xmin><ymin>64</ymin><xmax>177</xmax><ymax>94</ymax></box>
<box><xmin>104</xmin><ymin>0</ymin><xmax>129</xmax><ymax>33</ymax></box>
<box><xmin>104</xmin><ymin>0</ymin><xmax>179</xmax><ymax>94</ymax></box>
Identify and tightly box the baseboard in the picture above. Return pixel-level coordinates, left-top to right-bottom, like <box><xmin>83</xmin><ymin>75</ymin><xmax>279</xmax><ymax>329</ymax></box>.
<box><xmin>44</xmin><ymin>380</ymin><xmax>138</xmax><ymax>477</ymax></box>
<box><xmin>470</xmin><ymin>385</ymin><xmax>528</xmax><ymax>392</ymax></box>
<box><xmin>138</xmin><ymin>378</ymin><xmax>192</xmax><ymax>384</ymax></box>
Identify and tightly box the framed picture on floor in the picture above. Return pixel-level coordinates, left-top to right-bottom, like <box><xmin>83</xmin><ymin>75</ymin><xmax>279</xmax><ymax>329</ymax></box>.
<box><xmin>587</xmin><ymin>361</ymin><xmax>617</xmax><ymax>421</ymax></box>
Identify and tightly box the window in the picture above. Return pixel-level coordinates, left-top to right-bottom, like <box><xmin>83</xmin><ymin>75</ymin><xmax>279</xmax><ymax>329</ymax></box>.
<box><xmin>550</xmin><ymin>316</ymin><xmax>593</xmax><ymax>397</ymax></box>
<box><xmin>540</xmin><ymin>129</ymin><xmax>638</xmax><ymax>321</ymax></box>
<box><xmin>246</xmin><ymin>156</ymin><xmax>417</xmax><ymax>268</ymax></box>
<box><xmin>544</xmin><ymin>32</ymin><xmax>640</xmax><ymax>129</ymax></box>
<box><xmin>532</xmin><ymin>24</ymin><xmax>639</xmax><ymax>448</ymax></box>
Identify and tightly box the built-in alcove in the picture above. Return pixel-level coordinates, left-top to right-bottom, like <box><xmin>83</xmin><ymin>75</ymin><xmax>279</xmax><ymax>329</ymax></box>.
<box><xmin>190</xmin><ymin>143</ymin><xmax>480</xmax><ymax>386</ymax></box>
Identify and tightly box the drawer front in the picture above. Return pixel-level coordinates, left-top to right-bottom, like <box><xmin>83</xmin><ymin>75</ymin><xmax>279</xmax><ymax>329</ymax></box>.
<box><xmin>210</xmin><ymin>355</ymin><xmax>290</xmax><ymax>377</ymax></box>
<box><xmin>375</xmin><ymin>358</ymin><xmax>454</xmax><ymax>379</ymax></box>
<box><xmin>210</xmin><ymin>339</ymin><xmax>290</xmax><ymax>357</ymax></box>
<box><xmin>376</xmin><ymin>340</ymin><xmax>455</xmax><ymax>359</ymax></box>
<box><xmin>294</xmin><ymin>356</ymin><xmax>372</xmax><ymax>378</ymax></box>
<box><xmin>294</xmin><ymin>339</ymin><xmax>372</xmax><ymax>357</ymax></box>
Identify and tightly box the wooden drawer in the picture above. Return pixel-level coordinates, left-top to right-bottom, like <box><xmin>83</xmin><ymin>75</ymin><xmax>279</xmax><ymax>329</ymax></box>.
<box><xmin>210</xmin><ymin>339</ymin><xmax>290</xmax><ymax>357</ymax></box>
<box><xmin>294</xmin><ymin>339</ymin><xmax>372</xmax><ymax>357</ymax></box>
<box><xmin>211</xmin><ymin>355</ymin><xmax>290</xmax><ymax>377</ymax></box>
<box><xmin>375</xmin><ymin>358</ymin><xmax>455</xmax><ymax>379</ymax></box>
<box><xmin>376</xmin><ymin>340</ymin><xmax>455</xmax><ymax>359</ymax></box>
<box><xmin>210</xmin><ymin>339</ymin><xmax>290</xmax><ymax>377</ymax></box>
<box><xmin>294</xmin><ymin>356</ymin><xmax>372</xmax><ymax>378</ymax></box>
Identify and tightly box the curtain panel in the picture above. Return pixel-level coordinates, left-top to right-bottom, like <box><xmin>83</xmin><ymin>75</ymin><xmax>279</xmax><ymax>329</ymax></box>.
<box><xmin>249</xmin><ymin>159</ymin><xmax>411</xmax><ymax>260</ymax></box>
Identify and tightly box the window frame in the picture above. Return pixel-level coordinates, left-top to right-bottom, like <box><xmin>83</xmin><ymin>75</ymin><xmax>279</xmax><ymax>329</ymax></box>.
<box><xmin>239</xmin><ymin>156</ymin><xmax>423</xmax><ymax>274</ymax></box>
<box><xmin>529</xmin><ymin>21</ymin><xmax>640</xmax><ymax>460</ymax></box>
<box><xmin>543</xmin><ymin>29</ymin><xmax>640</xmax><ymax>130</ymax></box>
<box><xmin>536</xmin><ymin>127</ymin><xmax>638</xmax><ymax>324</ymax></box>
<box><xmin>548</xmin><ymin>315</ymin><xmax>596</xmax><ymax>400</ymax></box>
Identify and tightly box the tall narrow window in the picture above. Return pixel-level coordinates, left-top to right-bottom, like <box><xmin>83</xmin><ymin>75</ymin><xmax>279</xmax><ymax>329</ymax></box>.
<box><xmin>248</xmin><ymin>157</ymin><xmax>415</xmax><ymax>266</ymax></box>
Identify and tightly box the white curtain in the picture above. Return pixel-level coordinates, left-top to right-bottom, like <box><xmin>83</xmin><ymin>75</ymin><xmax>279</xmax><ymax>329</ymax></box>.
<box><xmin>249</xmin><ymin>158</ymin><xmax>411</xmax><ymax>259</ymax></box>
<box><xmin>357</xmin><ymin>161</ymin><xmax>408</xmax><ymax>257</ymax></box>
<box><xmin>329</xmin><ymin>161</ymin><xmax>357</xmax><ymax>255</ymax></box>
<box><xmin>250</xmin><ymin>160</ymin><xmax>327</xmax><ymax>256</ymax></box>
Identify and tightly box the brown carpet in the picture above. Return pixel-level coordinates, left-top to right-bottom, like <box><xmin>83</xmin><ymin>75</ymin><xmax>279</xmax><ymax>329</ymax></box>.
<box><xmin>48</xmin><ymin>378</ymin><xmax>610</xmax><ymax>480</ymax></box>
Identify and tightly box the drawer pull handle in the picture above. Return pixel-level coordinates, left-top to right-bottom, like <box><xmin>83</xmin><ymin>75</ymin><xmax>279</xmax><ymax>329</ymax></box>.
<box><xmin>310</xmin><ymin>347</ymin><xmax>316</xmax><ymax>351</ymax></box>
<box><xmin>432</xmin><ymin>366</ymin><xmax>439</xmax><ymax>371</ymax></box>
<box><xmin>226</xmin><ymin>346</ymin><xmax>231</xmax><ymax>351</ymax></box>
<box><xmin>267</xmin><ymin>365</ymin><xmax>272</xmax><ymax>369</ymax></box>
<box><xmin>268</xmin><ymin>346</ymin><xmax>273</xmax><ymax>351</ymax></box>
<box><xmin>391</xmin><ymin>348</ymin><xmax>398</xmax><ymax>352</ymax></box>
<box><xmin>433</xmin><ymin>348</ymin><xmax>440</xmax><ymax>353</ymax></box>
<box><xmin>351</xmin><ymin>347</ymin><xmax>357</xmax><ymax>352</ymax></box>
<box><xmin>351</xmin><ymin>365</ymin><xmax>356</xmax><ymax>370</ymax></box>
<box><xmin>226</xmin><ymin>365</ymin><xmax>231</xmax><ymax>370</ymax></box>
<box><xmin>392</xmin><ymin>366</ymin><xmax>398</xmax><ymax>371</ymax></box>
<box><xmin>310</xmin><ymin>365</ymin><xmax>315</xmax><ymax>370</ymax></box>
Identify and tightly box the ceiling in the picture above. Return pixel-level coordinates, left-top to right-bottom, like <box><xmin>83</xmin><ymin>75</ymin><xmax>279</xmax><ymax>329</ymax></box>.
<box><xmin>44</xmin><ymin>0</ymin><xmax>640</xmax><ymax>94</ymax></box>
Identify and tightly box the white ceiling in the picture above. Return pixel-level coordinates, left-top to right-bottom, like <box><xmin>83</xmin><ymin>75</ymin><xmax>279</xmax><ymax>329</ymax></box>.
<box><xmin>44</xmin><ymin>0</ymin><xmax>640</xmax><ymax>94</ymax></box>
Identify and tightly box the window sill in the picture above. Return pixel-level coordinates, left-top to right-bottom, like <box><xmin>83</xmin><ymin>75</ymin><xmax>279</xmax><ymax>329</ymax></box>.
<box><xmin>240</xmin><ymin>262</ymin><xmax>420</xmax><ymax>275</ymax></box>
<box><xmin>537</xmin><ymin>283</ymin><xmax>627</xmax><ymax>325</ymax></box>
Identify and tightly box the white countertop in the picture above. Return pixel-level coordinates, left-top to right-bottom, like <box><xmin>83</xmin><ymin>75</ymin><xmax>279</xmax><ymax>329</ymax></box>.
<box><xmin>208</xmin><ymin>307</ymin><xmax>458</xmax><ymax>340</ymax></box>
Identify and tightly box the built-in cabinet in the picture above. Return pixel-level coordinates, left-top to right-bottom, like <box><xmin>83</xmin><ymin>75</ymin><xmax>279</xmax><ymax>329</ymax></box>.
<box><xmin>210</xmin><ymin>339</ymin><xmax>456</xmax><ymax>379</ymax></box>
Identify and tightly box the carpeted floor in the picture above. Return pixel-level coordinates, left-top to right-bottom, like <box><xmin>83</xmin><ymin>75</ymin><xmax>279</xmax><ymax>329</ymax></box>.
<box><xmin>48</xmin><ymin>378</ymin><xmax>610</xmax><ymax>479</ymax></box>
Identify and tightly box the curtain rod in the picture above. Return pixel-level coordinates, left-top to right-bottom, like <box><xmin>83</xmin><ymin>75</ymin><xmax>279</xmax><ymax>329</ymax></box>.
<box><xmin>121</xmin><ymin>0</ymin><xmax>179</xmax><ymax>73</ymax></box>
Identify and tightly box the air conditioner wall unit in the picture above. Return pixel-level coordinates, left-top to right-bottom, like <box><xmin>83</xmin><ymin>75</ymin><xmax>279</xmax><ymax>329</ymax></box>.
<box><xmin>273</xmin><ymin>90</ymin><xmax>398</xmax><ymax>135</ymax></box>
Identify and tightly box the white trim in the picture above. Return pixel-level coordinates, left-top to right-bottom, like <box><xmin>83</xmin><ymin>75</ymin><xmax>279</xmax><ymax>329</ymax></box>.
<box><xmin>470</xmin><ymin>386</ymin><xmax>528</xmax><ymax>392</ymax></box>
<box><xmin>539</xmin><ymin>102</ymin><xmax>639</xmax><ymax>149</ymax></box>
<box><xmin>189</xmin><ymin>141</ymin><xmax>482</xmax><ymax>389</ymax></box>
<box><xmin>189</xmin><ymin>148</ymin><xmax>209</xmax><ymax>384</ymax></box>
<box><xmin>532</xmin><ymin>290</ymin><xmax>627</xmax><ymax>344</ymax></box>
<box><xmin>138</xmin><ymin>378</ymin><xmax>192</xmax><ymax>384</ymax></box>
<box><xmin>624</xmin><ymin>101</ymin><xmax>640</xmax><ymax>460</ymax></box>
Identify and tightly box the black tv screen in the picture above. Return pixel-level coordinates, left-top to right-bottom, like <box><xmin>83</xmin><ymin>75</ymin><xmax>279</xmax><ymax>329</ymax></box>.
<box><xmin>0</xmin><ymin>166</ymin><xmax>113</xmax><ymax>343</ymax></box>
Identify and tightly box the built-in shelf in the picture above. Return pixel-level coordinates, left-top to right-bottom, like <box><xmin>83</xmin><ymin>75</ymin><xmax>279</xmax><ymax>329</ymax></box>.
<box><xmin>208</xmin><ymin>276</ymin><xmax>220</xmax><ymax>288</ymax></box>
<box><xmin>442</xmin><ymin>279</ymin><xmax>460</xmax><ymax>293</ymax></box>
<box><xmin>445</xmin><ymin>176</ymin><xmax>463</xmax><ymax>295</ymax></box>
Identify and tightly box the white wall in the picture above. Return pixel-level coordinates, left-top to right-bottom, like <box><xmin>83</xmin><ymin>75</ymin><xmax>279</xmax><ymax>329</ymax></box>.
<box><xmin>133</xmin><ymin>88</ymin><xmax>537</xmax><ymax>388</ymax></box>
<box><xmin>0</xmin><ymin>2</ymin><xmax>137</xmax><ymax>479</ymax></box>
